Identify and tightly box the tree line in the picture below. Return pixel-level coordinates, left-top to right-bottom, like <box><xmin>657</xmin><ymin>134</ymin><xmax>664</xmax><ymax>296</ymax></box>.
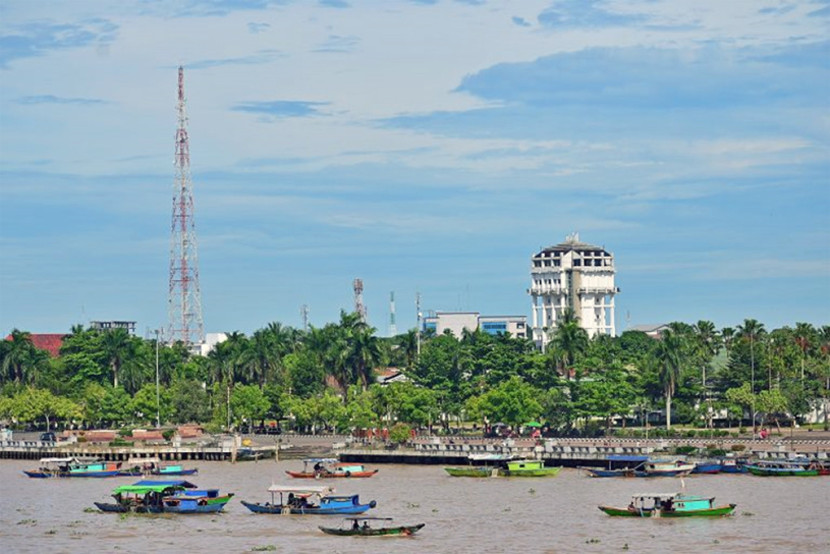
<box><xmin>1</xmin><ymin>311</ymin><xmax>828</xmax><ymax>436</ymax></box>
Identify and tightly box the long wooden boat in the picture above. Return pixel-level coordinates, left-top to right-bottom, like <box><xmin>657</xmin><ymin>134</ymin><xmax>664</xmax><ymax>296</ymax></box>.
<box><xmin>94</xmin><ymin>480</ymin><xmax>199</xmax><ymax>513</ymax></box>
<box><xmin>691</xmin><ymin>460</ymin><xmax>723</xmax><ymax>474</ymax></box>
<box><xmin>501</xmin><ymin>459</ymin><xmax>560</xmax><ymax>477</ymax></box>
<box><xmin>286</xmin><ymin>458</ymin><xmax>378</xmax><ymax>479</ymax></box>
<box><xmin>444</xmin><ymin>466</ymin><xmax>494</xmax><ymax>477</ymax></box>
<box><xmin>641</xmin><ymin>460</ymin><xmax>696</xmax><ymax>477</ymax></box>
<box><xmin>599</xmin><ymin>493</ymin><xmax>736</xmax><ymax>518</ymax></box>
<box><xmin>580</xmin><ymin>467</ymin><xmax>643</xmax><ymax>478</ymax></box>
<box><xmin>319</xmin><ymin>517</ymin><xmax>425</xmax><ymax>536</ymax></box>
<box><xmin>118</xmin><ymin>458</ymin><xmax>198</xmax><ymax>477</ymax></box>
<box><xmin>241</xmin><ymin>484</ymin><xmax>377</xmax><ymax>515</ymax></box>
<box><xmin>24</xmin><ymin>458</ymin><xmax>123</xmax><ymax>478</ymax></box>
<box><xmin>745</xmin><ymin>460</ymin><xmax>819</xmax><ymax>476</ymax></box>
<box><xmin>162</xmin><ymin>490</ymin><xmax>234</xmax><ymax>513</ymax></box>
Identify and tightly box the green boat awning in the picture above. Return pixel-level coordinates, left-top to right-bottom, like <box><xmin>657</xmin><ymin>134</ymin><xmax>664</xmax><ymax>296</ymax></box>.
<box><xmin>523</xmin><ymin>421</ymin><xmax>542</xmax><ymax>427</ymax></box>
<box><xmin>112</xmin><ymin>484</ymin><xmax>184</xmax><ymax>495</ymax></box>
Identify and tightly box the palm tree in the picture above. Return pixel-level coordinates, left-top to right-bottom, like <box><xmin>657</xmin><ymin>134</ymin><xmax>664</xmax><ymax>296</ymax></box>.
<box><xmin>549</xmin><ymin>308</ymin><xmax>589</xmax><ymax>379</ymax></box>
<box><xmin>100</xmin><ymin>328</ymin><xmax>133</xmax><ymax>389</ymax></box>
<box><xmin>737</xmin><ymin>319</ymin><xmax>766</xmax><ymax>435</ymax></box>
<box><xmin>396</xmin><ymin>329</ymin><xmax>419</xmax><ymax>372</ymax></box>
<box><xmin>1</xmin><ymin>329</ymin><xmax>36</xmax><ymax>384</ymax></box>
<box><xmin>793</xmin><ymin>322</ymin><xmax>815</xmax><ymax>382</ymax></box>
<box><xmin>655</xmin><ymin>328</ymin><xmax>685</xmax><ymax>430</ymax></box>
<box><xmin>694</xmin><ymin>320</ymin><xmax>720</xmax><ymax>428</ymax></box>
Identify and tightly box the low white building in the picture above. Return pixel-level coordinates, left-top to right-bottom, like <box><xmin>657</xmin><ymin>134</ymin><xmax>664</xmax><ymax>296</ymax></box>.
<box><xmin>423</xmin><ymin>312</ymin><xmax>527</xmax><ymax>339</ymax></box>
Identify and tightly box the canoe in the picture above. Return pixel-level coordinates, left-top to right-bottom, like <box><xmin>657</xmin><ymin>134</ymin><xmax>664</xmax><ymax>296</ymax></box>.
<box><xmin>319</xmin><ymin>523</ymin><xmax>425</xmax><ymax>536</ymax></box>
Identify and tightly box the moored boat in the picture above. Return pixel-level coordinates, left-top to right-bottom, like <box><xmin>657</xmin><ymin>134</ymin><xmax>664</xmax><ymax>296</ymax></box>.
<box><xmin>286</xmin><ymin>458</ymin><xmax>378</xmax><ymax>479</ymax></box>
<box><xmin>501</xmin><ymin>459</ymin><xmax>561</xmax><ymax>477</ymax></box>
<box><xmin>319</xmin><ymin>517</ymin><xmax>425</xmax><ymax>536</ymax></box>
<box><xmin>444</xmin><ymin>466</ymin><xmax>494</xmax><ymax>477</ymax></box>
<box><xmin>745</xmin><ymin>460</ymin><xmax>819</xmax><ymax>476</ymax></box>
<box><xmin>599</xmin><ymin>493</ymin><xmax>736</xmax><ymax>518</ymax></box>
<box><xmin>241</xmin><ymin>484</ymin><xmax>377</xmax><ymax>515</ymax></box>
<box><xmin>641</xmin><ymin>460</ymin><xmax>696</xmax><ymax>477</ymax></box>
<box><xmin>25</xmin><ymin>458</ymin><xmax>124</xmax><ymax>478</ymax></box>
<box><xmin>118</xmin><ymin>458</ymin><xmax>198</xmax><ymax>477</ymax></box>
<box><xmin>580</xmin><ymin>467</ymin><xmax>643</xmax><ymax>478</ymax></box>
<box><xmin>23</xmin><ymin>457</ymin><xmax>79</xmax><ymax>478</ymax></box>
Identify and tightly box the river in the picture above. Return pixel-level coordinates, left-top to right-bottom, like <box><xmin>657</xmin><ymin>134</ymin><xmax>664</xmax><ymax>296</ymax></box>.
<box><xmin>0</xmin><ymin>459</ymin><xmax>827</xmax><ymax>553</ymax></box>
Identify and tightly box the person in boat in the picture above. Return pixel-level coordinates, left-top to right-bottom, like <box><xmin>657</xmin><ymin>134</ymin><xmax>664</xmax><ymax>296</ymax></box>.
<box><xmin>288</xmin><ymin>493</ymin><xmax>296</xmax><ymax>507</ymax></box>
<box><xmin>361</xmin><ymin>521</ymin><xmax>370</xmax><ymax>531</ymax></box>
<box><xmin>352</xmin><ymin>520</ymin><xmax>360</xmax><ymax>530</ymax></box>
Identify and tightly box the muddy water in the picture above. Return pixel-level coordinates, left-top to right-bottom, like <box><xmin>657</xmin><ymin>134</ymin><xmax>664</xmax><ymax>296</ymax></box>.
<box><xmin>0</xmin><ymin>459</ymin><xmax>827</xmax><ymax>553</ymax></box>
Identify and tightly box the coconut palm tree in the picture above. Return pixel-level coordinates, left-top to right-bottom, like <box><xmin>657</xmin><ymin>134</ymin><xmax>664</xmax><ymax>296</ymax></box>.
<box><xmin>694</xmin><ymin>320</ymin><xmax>720</xmax><ymax>428</ymax></box>
<box><xmin>549</xmin><ymin>308</ymin><xmax>589</xmax><ymax>379</ymax></box>
<box><xmin>793</xmin><ymin>322</ymin><xmax>816</xmax><ymax>382</ymax></box>
<box><xmin>655</xmin><ymin>328</ymin><xmax>685</xmax><ymax>430</ymax></box>
<box><xmin>1</xmin><ymin>329</ymin><xmax>37</xmax><ymax>384</ymax></box>
<box><xmin>737</xmin><ymin>319</ymin><xmax>766</xmax><ymax>434</ymax></box>
<box><xmin>100</xmin><ymin>327</ymin><xmax>133</xmax><ymax>389</ymax></box>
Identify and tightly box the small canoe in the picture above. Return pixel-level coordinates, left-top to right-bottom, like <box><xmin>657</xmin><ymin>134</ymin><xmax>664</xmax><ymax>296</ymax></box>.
<box><xmin>319</xmin><ymin>517</ymin><xmax>424</xmax><ymax>536</ymax></box>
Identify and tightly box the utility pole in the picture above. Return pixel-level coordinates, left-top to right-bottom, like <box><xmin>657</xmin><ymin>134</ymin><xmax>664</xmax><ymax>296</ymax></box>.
<box><xmin>416</xmin><ymin>292</ymin><xmax>422</xmax><ymax>357</ymax></box>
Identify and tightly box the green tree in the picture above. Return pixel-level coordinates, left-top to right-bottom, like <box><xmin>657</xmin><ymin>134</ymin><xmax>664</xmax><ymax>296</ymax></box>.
<box><xmin>170</xmin><ymin>380</ymin><xmax>211</xmax><ymax>423</ymax></box>
<box><xmin>548</xmin><ymin>308</ymin><xmax>589</xmax><ymax>379</ymax></box>
<box><xmin>654</xmin><ymin>328</ymin><xmax>685</xmax><ymax>430</ymax></box>
<box><xmin>230</xmin><ymin>384</ymin><xmax>271</xmax><ymax>428</ymax></box>
<box><xmin>473</xmin><ymin>376</ymin><xmax>542</xmax><ymax>428</ymax></box>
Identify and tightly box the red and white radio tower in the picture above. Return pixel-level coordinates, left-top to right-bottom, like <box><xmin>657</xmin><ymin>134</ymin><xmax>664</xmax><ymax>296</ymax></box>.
<box><xmin>167</xmin><ymin>66</ymin><xmax>204</xmax><ymax>347</ymax></box>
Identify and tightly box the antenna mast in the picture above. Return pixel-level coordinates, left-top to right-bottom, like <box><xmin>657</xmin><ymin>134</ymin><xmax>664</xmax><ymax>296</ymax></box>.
<box><xmin>389</xmin><ymin>291</ymin><xmax>397</xmax><ymax>337</ymax></box>
<box><xmin>167</xmin><ymin>66</ymin><xmax>204</xmax><ymax>347</ymax></box>
<box><xmin>353</xmin><ymin>278</ymin><xmax>367</xmax><ymax>322</ymax></box>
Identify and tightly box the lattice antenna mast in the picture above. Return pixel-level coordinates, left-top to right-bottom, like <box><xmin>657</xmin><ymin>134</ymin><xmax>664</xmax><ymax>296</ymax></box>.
<box><xmin>301</xmin><ymin>304</ymin><xmax>309</xmax><ymax>332</ymax></box>
<box><xmin>167</xmin><ymin>66</ymin><xmax>204</xmax><ymax>347</ymax></box>
<box><xmin>353</xmin><ymin>278</ymin><xmax>367</xmax><ymax>322</ymax></box>
<box><xmin>389</xmin><ymin>291</ymin><xmax>397</xmax><ymax>337</ymax></box>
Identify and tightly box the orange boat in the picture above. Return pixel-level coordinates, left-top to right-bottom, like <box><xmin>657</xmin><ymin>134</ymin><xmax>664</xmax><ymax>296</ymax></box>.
<box><xmin>286</xmin><ymin>458</ymin><xmax>379</xmax><ymax>479</ymax></box>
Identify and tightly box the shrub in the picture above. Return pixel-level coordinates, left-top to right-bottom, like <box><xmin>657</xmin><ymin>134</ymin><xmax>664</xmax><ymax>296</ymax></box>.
<box><xmin>117</xmin><ymin>428</ymin><xmax>133</xmax><ymax>438</ymax></box>
<box><xmin>731</xmin><ymin>444</ymin><xmax>746</xmax><ymax>452</ymax></box>
<box><xmin>162</xmin><ymin>429</ymin><xmax>175</xmax><ymax>441</ymax></box>
<box><xmin>675</xmin><ymin>445</ymin><xmax>697</xmax><ymax>456</ymax></box>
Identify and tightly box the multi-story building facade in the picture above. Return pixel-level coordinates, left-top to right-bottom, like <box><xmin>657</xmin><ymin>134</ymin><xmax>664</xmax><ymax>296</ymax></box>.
<box><xmin>423</xmin><ymin>312</ymin><xmax>527</xmax><ymax>339</ymax></box>
<box><xmin>529</xmin><ymin>233</ymin><xmax>618</xmax><ymax>348</ymax></box>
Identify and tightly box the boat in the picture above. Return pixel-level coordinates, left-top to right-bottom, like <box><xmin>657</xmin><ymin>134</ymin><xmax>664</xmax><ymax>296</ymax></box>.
<box><xmin>117</xmin><ymin>457</ymin><xmax>198</xmax><ymax>477</ymax></box>
<box><xmin>581</xmin><ymin>467</ymin><xmax>644</xmax><ymax>478</ymax></box>
<box><xmin>24</xmin><ymin>458</ymin><xmax>123</xmax><ymax>478</ymax></box>
<box><xmin>599</xmin><ymin>493</ymin><xmax>737</xmax><ymax>518</ymax></box>
<box><xmin>719</xmin><ymin>457</ymin><xmax>749</xmax><ymax>474</ymax></box>
<box><xmin>285</xmin><ymin>458</ymin><xmax>378</xmax><ymax>479</ymax></box>
<box><xmin>641</xmin><ymin>460</ymin><xmax>696</xmax><ymax>477</ymax></box>
<box><xmin>444</xmin><ymin>466</ymin><xmax>494</xmax><ymax>477</ymax></box>
<box><xmin>745</xmin><ymin>460</ymin><xmax>820</xmax><ymax>476</ymax></box>
<box><xmin>240</xmin><ymin>484</ymin><xmax>377</xmax><ymax>515</ymax></box>
<box><xmin>500</xmin><ymin>459</ymin><xmax>561</xmax><ymax>477</ymax></box>
<box><xmin>691</xmin><ymin>460</ymin><xmax>723</xmax><ymax>474</ymax></box>
<box><xmin>94</xmin><ymin>480</ymin><xmax>198</xmax><ymax>513</ymax></box>
<box><xmin>161</xmin><ymin>488</ymin><xmax>235</xmax><ymax>513</ymax></box>
<box><xmin>319</xmin><ymin>517</ymin><xmax>425</xmax><ymax>537</ymax></box>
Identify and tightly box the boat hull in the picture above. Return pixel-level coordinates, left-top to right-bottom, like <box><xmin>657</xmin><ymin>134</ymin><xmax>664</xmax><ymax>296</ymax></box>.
<box><xmin>285</xmin><ymin>470</ymin><xmax>378</xmax><ymax>479</ymax></box>
<box><xmin>501</xmin><ymin>467</ymin><xmax>561</xmax><ymax>477</ymax></box>
<box><xmin>598</xmin><ymin>504</ymin><xmax>736</xmax><ymax>517</ymax></box>
<box><xmin>240</xmin><ymin>499</ymin><xmax>375</xmax><ymax>515</ymax></box>
<box><xmin>746</xmin><ymin>466</ymin><xmax>819</xmax><ymax>477</ymax></box>
<box><xmin>162</xmin><ymin>495</ymin><xmax>233</xmax><ymax>514</ymax></box>
<box><xmin>444</xmin><ymin>467</ymin><xmax>492</xmax><ymax>477</ymax></box>
<box><xmin>319</xmin><ymin>523</ymin><xmax>425</xmax><ymax>536</ymax></box>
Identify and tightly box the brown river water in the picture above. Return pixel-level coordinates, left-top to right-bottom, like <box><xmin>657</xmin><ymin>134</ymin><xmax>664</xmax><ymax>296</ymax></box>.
<box><xmin>0</xmin><ymin>458</ymin><xmax>827</xmax><ymax>553</ymax></box>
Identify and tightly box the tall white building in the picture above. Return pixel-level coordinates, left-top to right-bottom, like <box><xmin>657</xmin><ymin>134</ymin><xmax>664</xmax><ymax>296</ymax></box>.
<box><xmin>529</xmin><ymin>233</ymin><xmax>618</xmax><ymax>348</ymax></box>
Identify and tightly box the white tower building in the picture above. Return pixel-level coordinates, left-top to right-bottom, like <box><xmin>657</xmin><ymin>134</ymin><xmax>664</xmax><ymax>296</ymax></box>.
<box><xmin>529</xmin><ymin>233</ymin><xmax>618</xmax><ymax>348</ymax></box>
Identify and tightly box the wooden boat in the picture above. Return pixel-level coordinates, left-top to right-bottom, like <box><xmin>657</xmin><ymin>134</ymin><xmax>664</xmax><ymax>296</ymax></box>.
<box><xmin>94</xmin><ymin>480</ymin><xmax>199</xmax><ymax>513</ymax></box>
<box><xmin>719</xmin><ymin>458</ymin><xmax>749</xmax><ymax>474</ymax></box>
<box><xmin>319</xmin><ymin>517</ymin><xmax>425</xmax><ymax>537</ymax></box>
<box><xmin>500</xmin><ymin>459</ymin><xmax>561</xmax><ymax>477</ymax></box>
<box><xmin>581</xmin><ymin>467</ymin><xmax>644</xmax><ymax>478</ymax></box>
<box><xmin>118</xmin><ymin>458</ymin><xmax>198</xmax><ymax>477</ymax></box>
<box><xmin>24</xmin><ymin>458</ymin><xmax>123</xmax><ymax>478</ymax></box>
<box><xmin>286</xmin><ymin>458</ymin><xmax>378</xmax><ymax>479</ymax></box>
<box><xmin>161</xmin><ymin>489</ymin><xmax>234</xmax><ymax>513</ymax></box>
<box><xmin>691</xmin><ymin>460</ymin><xmax>723</xmax><ymax>474</ymax></box>
<box><xmin>241</xmin><ymin>484</ymin><xmax>377</xmax><ymax>515</ymax></box>
<box><xmin>745</xmin><ymin>460</ymin><xmax>820</xmax><ymax>476</ymax></box>
<box><xmin>599</xmin><ymin>493</ymin><xmax>736</xmax><ymax>518</ymax></box>
<box><xmin>444</xmin><ymin>466</ymin><xmax>494</xmax><ymax>477</ymax></box>
<box><xmin>641</xmin><ymin>460</ymin><xmax>695</xmax><ymax>477</ymax></box>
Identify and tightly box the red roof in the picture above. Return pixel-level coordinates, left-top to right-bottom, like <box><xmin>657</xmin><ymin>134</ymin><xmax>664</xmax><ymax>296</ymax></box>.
<box><xmin>4</xmin><ymin>334</ymin><xmax>65</xmax><ymax>357</ymax></box>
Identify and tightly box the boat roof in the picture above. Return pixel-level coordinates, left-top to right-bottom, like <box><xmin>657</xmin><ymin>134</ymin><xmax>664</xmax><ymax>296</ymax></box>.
<box><xmin>632</xmin><ymin>493</ymin><xmax>680</xmax><ymax>499</ymax></box>
<box><xmin>38</xmin><ymin>457</ymin><xmax>76</xmax><ymax>463</ymax></box>
<box><xmin>267</xmin><ymin>484</ymin><xmax>334</xmax><ymax>494</ymax></box>
<box><xmin>607</xmin><ymin>455</ymin><xmax>649</xmax><ymax>462</ymax></box>
<box><xmin>132</xmin><ymin>479</ymin><xmax>197</xmax><ymax>488</ymax></box>
<box><xmin>468</xmin><ymin>453</ymin><xmax>513</xmax><ymax>461</ymax></box>
<box><xmin>303</xmin><ymin>458</ymin><xmax>338</xmax><ymax>463</ymax></box>
<box><xmin>126</xmin><ymin>457</ymin><xmax>160</xmax><ymax>464</ymax></box>
<box><xmin>341</xmin><ymin>517</ymin><xmax>394</xmax><ymax>521</ymax></box>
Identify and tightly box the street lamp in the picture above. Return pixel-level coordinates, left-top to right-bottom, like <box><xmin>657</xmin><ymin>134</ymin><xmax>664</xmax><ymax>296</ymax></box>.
<box><xmin>155</xmin><ymin>329</ymin><xmax>161</xmax><ymax>429</ymax></box>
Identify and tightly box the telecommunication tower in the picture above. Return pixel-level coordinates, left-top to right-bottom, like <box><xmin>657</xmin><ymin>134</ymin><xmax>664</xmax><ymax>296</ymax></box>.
<box><xmin>353</xmin><ymin>279</ymin><xmax>367</xmax><ymax>322</ymax></box>
<box><xmin>301</xmin><ymin>304</ymin><xmax>309</xmax><ymax>331</ymax></box>
<box><xmin>389</xmin><ymin>291</ymin><xmax>397</xmax><ymax>337</ymax></box>
<box><xmin>167</xmin><ymin>66</ymin><xmax>204</xmax><ymax>347</ymax></box>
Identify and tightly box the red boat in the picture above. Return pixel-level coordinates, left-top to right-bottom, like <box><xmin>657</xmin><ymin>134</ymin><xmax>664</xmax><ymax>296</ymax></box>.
<box><xmin>286</xmin><ymin>458</ymin><xmax>379</xmax><ymax>479</ymax></box>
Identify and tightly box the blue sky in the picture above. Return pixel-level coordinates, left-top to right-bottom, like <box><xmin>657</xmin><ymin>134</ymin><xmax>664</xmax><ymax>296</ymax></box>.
<box><xmin>1</xmin><ymin>0</ymin><xmax>828</xmax><ymax>338</ymax></box>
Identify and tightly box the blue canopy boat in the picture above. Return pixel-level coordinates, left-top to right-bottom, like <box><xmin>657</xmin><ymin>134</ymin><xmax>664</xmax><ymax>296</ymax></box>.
<box><xmin>24</xmin><ymin>457</ymin><xmax>123</xmax><ymax>478</ymax></box>
<box><xmin>117</xmin><ymin>457</ymin><xmax>198</xmax><ymax>477</ymax></box>
<box><xmin>241</xmin><ymin>485</ymin><xmax>377</xmax><ymax>515</ymax></box>
<box><xmin>161</xmin><ymin>488</ymin><xmax>235</xmax><ymax>513</ymax></box>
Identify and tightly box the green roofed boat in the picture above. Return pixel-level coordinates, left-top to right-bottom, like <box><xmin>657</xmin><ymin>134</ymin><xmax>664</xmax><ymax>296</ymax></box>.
<box><xmin>599</xmin><ymin>493</ymin><xmax>736</xmax><ymax>518</ymax></box>
<box><xmin>444</xmin><ymin>466</ymin><xmax>494</xmax><ymax>477</ymax></box>
<box><xmin>501</xmin><ymin>459</ymin><xmax>561</xmax><ymax>477</ymax></box>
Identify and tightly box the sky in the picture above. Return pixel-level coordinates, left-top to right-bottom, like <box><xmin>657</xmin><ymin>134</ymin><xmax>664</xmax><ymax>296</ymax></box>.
<box><xmin>1</xmin><ymin>0</ymin><xmax>828</xmax><ymax>340</ymax></box>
